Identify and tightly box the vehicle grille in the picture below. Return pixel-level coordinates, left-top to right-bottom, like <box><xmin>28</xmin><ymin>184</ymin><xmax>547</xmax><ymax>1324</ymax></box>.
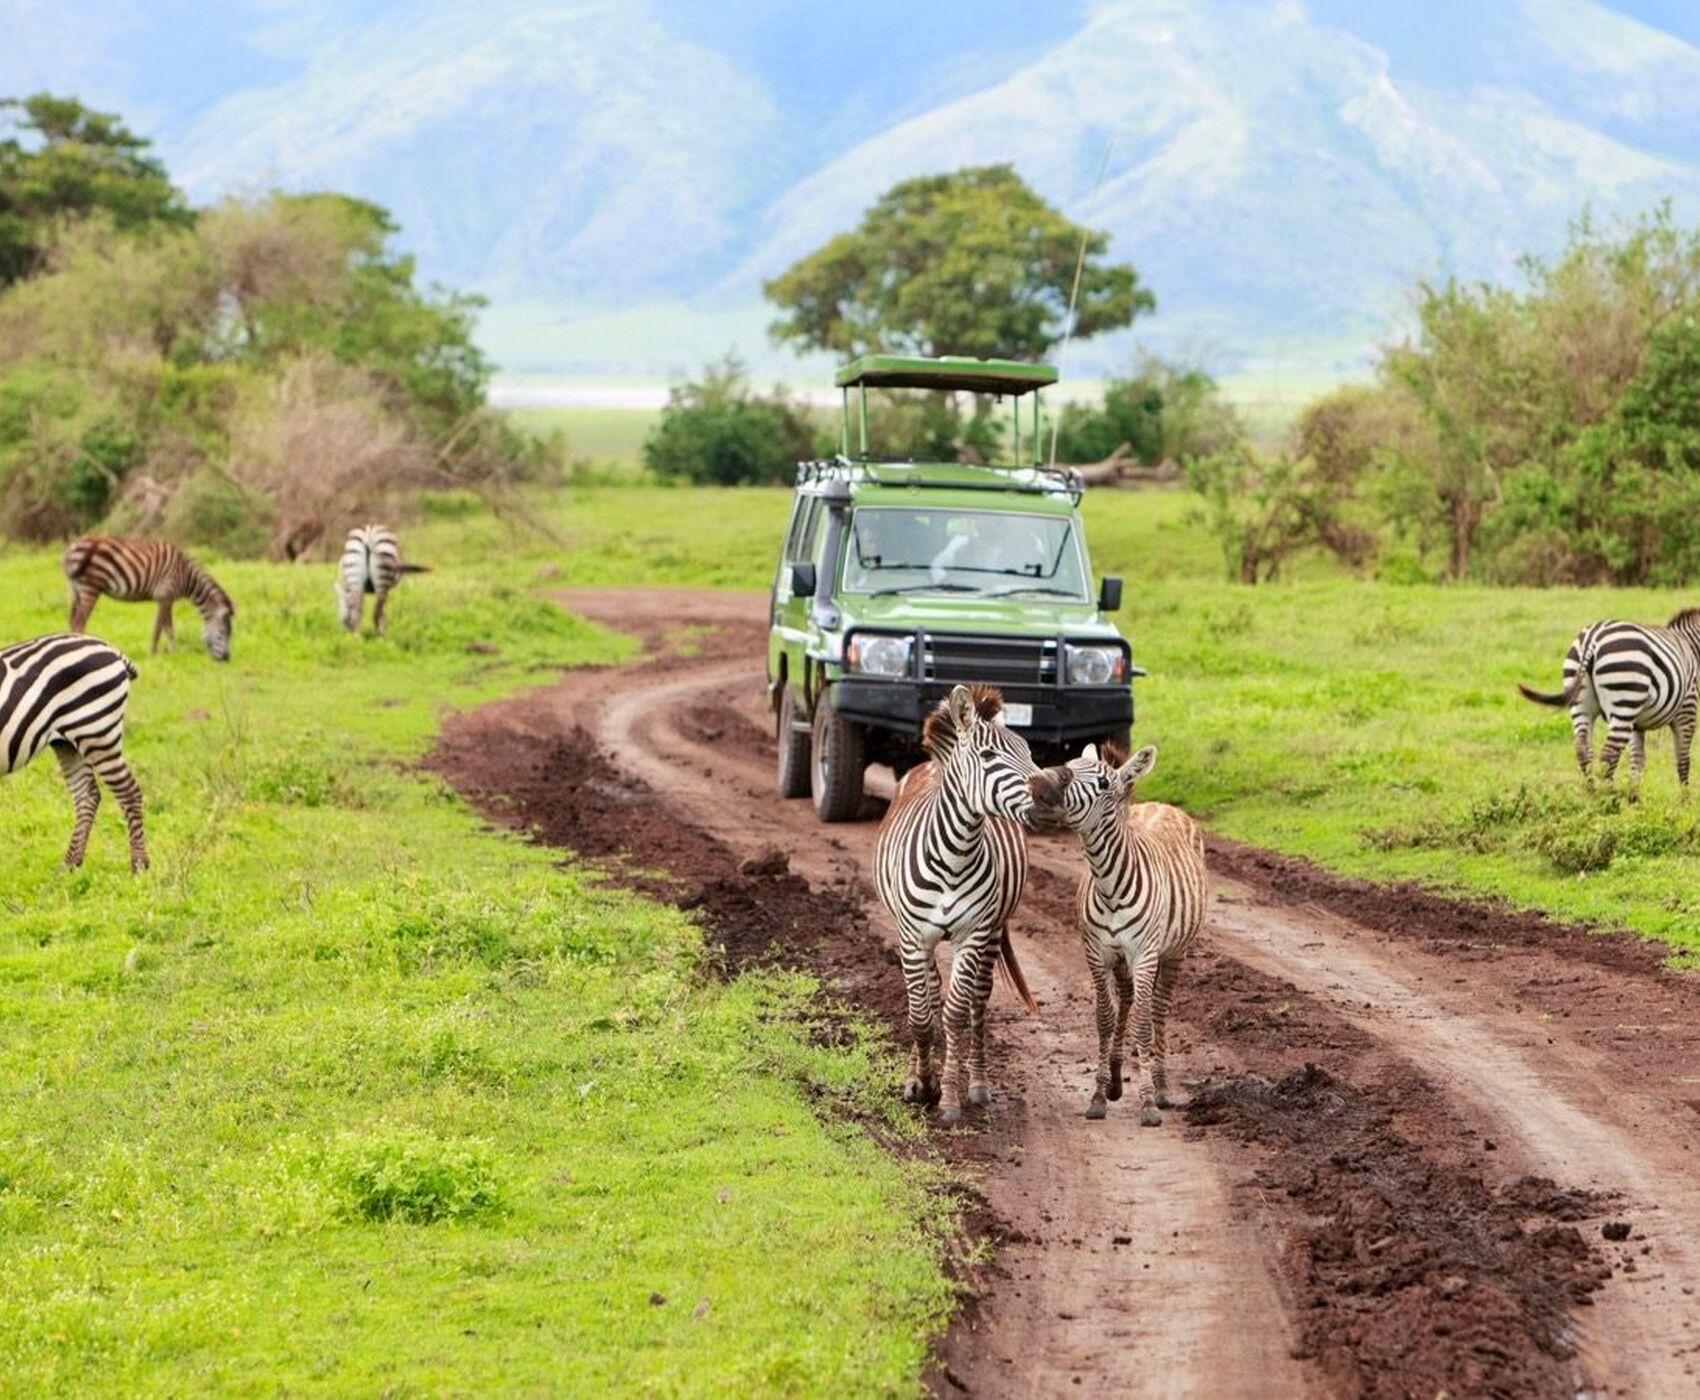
<box><xmin>924</xmin><ymin>634</ymin><xmax>1057</xmax><ymax>686</ymax></box>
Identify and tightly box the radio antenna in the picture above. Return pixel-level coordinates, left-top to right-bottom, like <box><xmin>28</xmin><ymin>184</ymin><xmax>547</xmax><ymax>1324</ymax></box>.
<box><xmin>1049</xmin><ymin>139</ymin><xmax>1114</xmax><ymax>468</ymax></box>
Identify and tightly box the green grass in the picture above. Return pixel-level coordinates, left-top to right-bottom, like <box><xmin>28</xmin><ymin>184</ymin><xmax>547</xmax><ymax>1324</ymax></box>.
<box><xmin>448</xmin><ymin>481</ymin><xmax>1700</xmax><ymax>957</ymax></box>
<box><xmin>508</xmin><ymin>406</ymin><xmax>657</xmax><ymax>470</ymax></box>
<box><xmin>0</xmin><ymin>553</ymin><xmax>952</xmax><ymax>1392</ymax></box>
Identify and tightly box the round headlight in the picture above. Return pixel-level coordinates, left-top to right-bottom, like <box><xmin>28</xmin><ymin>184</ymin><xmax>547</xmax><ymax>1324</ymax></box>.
<box><xmin>1065</xmin><ymin>644</ymin><xmax>1118</xmax><ymax>686</ymax></box>
<box><xmin>851</xmin><ymin>634</ymin><xmax>912</xmax><ymax>677</ymax></box>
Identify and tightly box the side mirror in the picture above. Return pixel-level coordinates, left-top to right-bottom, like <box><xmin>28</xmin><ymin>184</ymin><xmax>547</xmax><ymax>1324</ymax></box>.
<box><xmin>791</xmin><ymin>561</ymin><xmax>817</xmax><ymax>597</ymax></box>
<box><xmin>1097</xmin><ymin>575</ymin><xmax>1123</xmax><ymax>612</ymax></box>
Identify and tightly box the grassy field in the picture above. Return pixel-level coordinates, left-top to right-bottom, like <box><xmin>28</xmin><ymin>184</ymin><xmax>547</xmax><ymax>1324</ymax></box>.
<box><xmin>437</xmin><ymin>483</ymin><xmax>1700</xmax><ymax>959</ymax></box>
<box><xmin>0</xmin><ymin>552</ymin><xmax>951</xmax><ymax>1390</ymax></box>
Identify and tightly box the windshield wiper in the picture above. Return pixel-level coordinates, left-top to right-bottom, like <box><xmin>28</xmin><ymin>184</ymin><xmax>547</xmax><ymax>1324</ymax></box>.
<box><xmin>985</xmin><ymin>586</ymin><xmax>1085</xmax><ymax>599</ymax></box>
<box><xmin>868</xmin><ymin>582</ymin><xmax>980</xmax><ymax>597</ymax></box>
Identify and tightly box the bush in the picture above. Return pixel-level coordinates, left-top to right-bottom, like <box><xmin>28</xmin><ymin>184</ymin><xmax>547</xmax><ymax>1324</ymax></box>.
<box><xmin>1187</xmin><ymin>443</ymin><xmax>1376</xmax><ymax>583</ymax></box>
<box><xmin>328</xmin><ymin>1128</ymin><xmax>504</xmax><ymax>1224</ymax></box>
<box><xmin>1054</xmin><ymin>357</ymin><xmax>1239</xmax><ymax>466</ymax></box>
<box><xmin>643</xmin><ymin>356</ymin><xmax>817</xmax><ymax>485</ymax></box>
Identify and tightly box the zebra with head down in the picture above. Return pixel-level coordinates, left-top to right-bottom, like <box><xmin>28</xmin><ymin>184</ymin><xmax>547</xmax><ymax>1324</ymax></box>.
<box><xmin>873</xmin><ymin>684</ymin><xmax>1070</xmax><ymax>1122</ymax></box>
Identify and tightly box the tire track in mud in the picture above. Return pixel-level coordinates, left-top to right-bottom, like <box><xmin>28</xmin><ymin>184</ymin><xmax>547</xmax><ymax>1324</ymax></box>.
<box><xmin>435</xmin><ymin>588</ymin><xmax>1700</xmax><ymax>1397</ymax></box>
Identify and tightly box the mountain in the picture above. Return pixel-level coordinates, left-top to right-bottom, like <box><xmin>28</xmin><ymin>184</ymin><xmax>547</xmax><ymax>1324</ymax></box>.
<box><xmin>8</xmin><ymin>0</ymin><xmax>1700</xmax><ymax>384</ymax></box>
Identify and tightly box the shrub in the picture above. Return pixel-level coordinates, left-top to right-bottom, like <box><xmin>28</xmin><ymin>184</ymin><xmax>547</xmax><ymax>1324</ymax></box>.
<box><xmin>1054</xmin><ymin>357</ymin><xmax>1238</xmax><ymax>466</ymax></box>
<box><xmin>1187</xmin><ymin>443</ymin><xmax>1376</xmax><ymax>583</ymax></box>
<box><xmin>327</xmin><ymin>1128</ymin><xmax>504</xmax><ymax>1224</ymax></box>
<box><xmin>643</xmin><ymin>356</ymin><xmax>817</xmax><ymax>485</ymax></box>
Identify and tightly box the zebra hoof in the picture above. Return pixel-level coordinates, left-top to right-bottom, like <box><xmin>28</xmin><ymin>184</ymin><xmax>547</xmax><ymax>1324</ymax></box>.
<box><xmin>1139</xmin><ymin>1106</ymin><xmax>1163</xmax><ymax>1128</ymax></box>
<box><xmin>1085</xmin><ymin>1097</ymin><xmax>1107</xmax><ymax>1121</ymax></box>
<box><xmin>966</xmin><ymin>1085</ymin><xmax>991</xmax><ymax>1108</ymax></box>
<box><xmin>1155</xmin><ymin>1093</ymin><xmax>1176</xmax><ymax>1110</ymax></box>
<box><xmin>901</xmin><ymin>1078</ymin><xmax>926</xmax><ymax>1104</ymax></box>
<box><xmin>1107</xmin><ymin>1062</ymin><xmax>1123</xmax><ymax>1101</ymax></box>
<box><xmin>940</xmin><ymin>1103</ymin><xmax>963</xmax><ymax>1125</ymax></box>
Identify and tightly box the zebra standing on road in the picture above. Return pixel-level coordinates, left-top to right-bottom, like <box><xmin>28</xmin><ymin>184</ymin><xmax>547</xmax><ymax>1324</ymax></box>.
<box><xmin>1058</xmin><ymin>742</ymin><xmax>1207</xmax><ymax>1126</ymax></box>
<box><xmin>338</xmin><ymin>525</ymin><xmax>420</xmax><ymax>635</ymax></box>
<box><xmin>62</xmin><ymin>536</ymin><xmax>235</xmax><ymax>662</ymax></box>
<box><xmin>873</xmin><ymin>683</ymin><xmax>1070</xmax><ymax>1122</ymax></box>
<box><xmin>1</xmin><ymin>634</ymin><xmax>148</xmax><ymax>872</ymax></box>
<box><xmin>1518</xmin><ymin>609</ymin><xmax>1700</xmax><ymax>794</ymax></box>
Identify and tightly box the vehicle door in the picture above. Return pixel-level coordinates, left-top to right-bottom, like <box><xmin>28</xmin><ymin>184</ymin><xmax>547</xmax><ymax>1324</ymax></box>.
<box><xmin>772</xmin><ymin>494</ymin><xmax>824</xmax><ymax>689</ymax></box>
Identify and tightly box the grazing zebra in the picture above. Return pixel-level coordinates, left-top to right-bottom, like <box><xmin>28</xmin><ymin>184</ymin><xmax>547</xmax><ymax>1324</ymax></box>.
<box><xmin>1518</xmin><ymin>609</ymin><xmax>1700</xmax><ymax>794</ymax></box>
<box><xmin>873</xmin><ymin>683</ymin><xmax>1070</xmax><ymax>1122</ymax></box>
<box><xmin>1058</xmin><ymin>742</ymin><xmax>1207</xmax><ymax>1126</ymax></box>
<box><xmin>62</xmin><ymin>536</ymin><xmax>234</xmax><ymax>662</ymax></box>
<box><xmin>1</xmin><ymin>634</ymin><xmax>148</xmax><ymax>872</ymax></box>
<box><xmin>338</xmin><ymin>525</ymin><xmax>424</xmax><ymax>635</ymax></box>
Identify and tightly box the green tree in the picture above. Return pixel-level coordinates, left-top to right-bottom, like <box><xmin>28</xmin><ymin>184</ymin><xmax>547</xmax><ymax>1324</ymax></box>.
<box><xmin>1054</xmin><ymin>357</ymin><xmax>1238</xmax><ymax>465</ymax></box>
<box><xmin>643</xmin><ymin>356</ymin><xmax>818</xmax><ymax>486</ymax></box>
<box><xmin>764</xmin><ymin>165</ymin><xmax>1151</xmax><ymax>361</ymax></box>
<box><xmin>0</xmin><ymin>93</ymin><xmax>191</xmax><ymax>286</ymax></box>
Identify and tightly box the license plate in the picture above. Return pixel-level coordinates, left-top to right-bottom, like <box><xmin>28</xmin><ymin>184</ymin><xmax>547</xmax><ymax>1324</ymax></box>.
<box><xmin>1002</xmin><ymin>702</ymin><xmax>1034</xmax><ymax>728</ymax></box>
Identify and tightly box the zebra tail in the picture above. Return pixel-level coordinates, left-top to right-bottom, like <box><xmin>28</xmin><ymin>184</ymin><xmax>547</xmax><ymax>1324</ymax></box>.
<box><xmin>399</xmin><ymin>563</ymin><xmax>432</xmax><ymax>574</ymax></box>
<box><xmin>1517</xmin><ymin>679</ymin><xmax>1579</xmax><ymax>707</ymax></box>
<box><xmin>997</xmin><ymin>928</ymin><xmax>1039</xmax><ymax>1015</ymax></box>
<box><xmin>123</xmin><ymin>658</ymin><xmax>138</xmax><ymax>681</ymax></box>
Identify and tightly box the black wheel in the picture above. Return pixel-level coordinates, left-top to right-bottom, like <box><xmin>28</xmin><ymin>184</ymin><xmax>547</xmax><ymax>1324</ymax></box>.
<box><xmin>811</xmin><ymin>699</ymin><xmax>866</xmax><ymax>822</ymax></box>
<box><xmin>775</xmin><ymin>686</ymin><xmax>811</xmax><ymax>799</ymax></box>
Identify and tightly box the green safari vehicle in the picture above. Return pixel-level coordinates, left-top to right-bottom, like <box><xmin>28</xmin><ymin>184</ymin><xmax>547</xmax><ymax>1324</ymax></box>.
<box><xmin>767</xmin><ymin>354</ymin><xmax>1139</xmax><ymax>822</ymax></box>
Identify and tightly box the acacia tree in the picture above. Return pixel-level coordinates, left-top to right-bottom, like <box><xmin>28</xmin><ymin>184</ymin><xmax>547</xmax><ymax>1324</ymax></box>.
<box><xmin>763</xmin><ymin>165</ymin><xmax>1151</xmax><ymax>361</ymax></box>
<box><xmin>0</xmin><ymin>94</ymin><xmax>191</xmax><ymax>287</ymax></box>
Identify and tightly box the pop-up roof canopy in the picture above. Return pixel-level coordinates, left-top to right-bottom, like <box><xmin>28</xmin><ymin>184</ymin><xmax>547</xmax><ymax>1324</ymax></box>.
<box><xmin>835</xmin><ymin>354</ymin><xmax>1057</xmax><ymax>396</ymax></box>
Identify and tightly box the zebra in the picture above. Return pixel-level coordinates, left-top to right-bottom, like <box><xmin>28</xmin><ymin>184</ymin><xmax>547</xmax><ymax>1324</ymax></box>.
<box><xmin>1057</xmin><ymin>742</ymin><xmax>1207</xmax><ymax>1126</ymax></box>
<box><xmin>338</xmin><ymin>525</ymin><xmax>424</xmax><ymax>635</ymax></box>
<box><xmin>62</xmin><ymin>536</ymin><xmax>235</xmax><ymax>662</ymax></box>
<box><xmin>1</xmin><ymin>634</ymin><xmax>148</xmax><ymax>872</ymax></box>
<box><xmin>873</xmin><ymin>683</ymin><xmax>1071</xmax><ymax>1122</ymax></box>
<box><xmin>1518</xmin><ymin>609</ymin><xmax>1700</xmax><ymax>795</ymax></box>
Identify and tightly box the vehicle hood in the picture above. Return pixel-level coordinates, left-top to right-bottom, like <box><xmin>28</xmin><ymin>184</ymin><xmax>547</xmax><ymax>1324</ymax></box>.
<box><xmin>840</xmin><ymin>593</ymin><xmax>1122</xmax><ymax>641</ymax></box>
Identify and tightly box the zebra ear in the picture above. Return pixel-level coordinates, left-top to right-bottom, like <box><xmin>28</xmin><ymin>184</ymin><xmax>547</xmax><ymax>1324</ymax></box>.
<box><xmin>947</xmin><ymin>684</ymin><xmax>976</xmax><ymax>732</ymax></box>
<box><xmin>1081</xmin><ymin>743</ymin><xmax>1099</xmax><ymax>764</ymax></box>
<box><xmin>1118</xmin><ymin>745</ymin><xmax>1157</xmax><ymax>783</ymax></box>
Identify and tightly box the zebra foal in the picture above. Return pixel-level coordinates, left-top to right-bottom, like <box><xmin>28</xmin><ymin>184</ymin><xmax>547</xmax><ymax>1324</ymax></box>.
<box><xmin>338</xmin><ymin>525</ymin><xmax>424</xmax><ymax>635</ymax></box>
<box><xmin>1518</xmin><ymin>609</ymin><xmax>1700</xmax><ymax>795</ymax></box>
<box><xmin>62</xmin><ymin>536</ymin><xmax>235</xmax><ymax>662</ymax></box>
<box><xmin>1</xmin><ymin>634</ymin><xmax>148</xmax><ymax>872</ymax></box>
<box><xmin>1058</xmin><ymin>742</ymin><xmax>1206</xmax><ymax>1126</ymax></box>
<box><xmin>873</xmin><ymin>684</ymin><xmax>1070</xmax><ymax>1122</ymax></box>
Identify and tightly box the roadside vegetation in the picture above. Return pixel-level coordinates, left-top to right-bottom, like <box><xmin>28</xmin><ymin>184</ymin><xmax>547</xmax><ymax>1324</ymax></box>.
<box><xmin>0</xmin><ymin>549</ymin><xmax>953</xmax><ymax>1391</ymax></box>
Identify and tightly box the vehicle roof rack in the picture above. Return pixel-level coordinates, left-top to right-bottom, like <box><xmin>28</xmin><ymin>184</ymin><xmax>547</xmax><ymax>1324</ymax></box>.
<box><xmin>834</xmin><ymin>354</ymin><xmax>1057</xmax><ymax>397</ymax></box>
<box><xmin>795</xmin><ymin>457</ymin><xmax>1084</xmax><ymax>503</ymax></box>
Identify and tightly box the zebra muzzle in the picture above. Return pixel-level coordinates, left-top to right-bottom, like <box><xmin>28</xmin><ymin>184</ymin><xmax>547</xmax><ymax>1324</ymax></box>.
<box><xmin>1028</xmin><ymin>765</ymin><xmax>1072</xmax><ymax>811</ymax></box>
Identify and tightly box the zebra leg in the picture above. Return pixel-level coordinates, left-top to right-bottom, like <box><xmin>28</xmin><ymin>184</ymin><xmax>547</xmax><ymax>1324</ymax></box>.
<box><xmin>938</xmin><ymin>943</ymin><xmax>986</xmax><ymax>1124</ymax></box>
<box><xmin>901</xmin><ymin>940</ymin><xmax>942</xmax><ymax>1106</ymax></box>
<box><xmin>1676</xmin><ymin>702</ymin><xmax>1696</xmax><ymax>794</ymax></box>
<box><xmin>1629</xmin><ymin>729</ymin><xmax>1646</xmax><ymax>803</ymax></box>
<box><xmin>1129</xmin><ymin>948</ymin><xmax>1164</xmax><ymax>1127</ymax></box>
<box><xmin>1084</xmin><ymin>934</ymin><xmax>1115</xmax><ymax>1119</ymax></box>
<box><xmin>1570</xmin><ymin>707</ymin><xmax>1594</xmax><ymax>784</ymax></box>
<box><xmin>1108</xmin><ymin>956</ymin><xmax>1135</xmax><ymax>1101</ymax></box>
<box><xmin>1598</xmin><ymin>719</ymin><xmax>1634</xmax><ymax>785</ymax></box>
<box><xmin>151</xmin><ymin>601</ymin><xmax>175</xmax><ymax>654</ymax></box>
<box><xmin>88</xmin><ymin>751</ymin><xmax>147</xmax><ymax>873</ymax></box>
<box><xmin>372</xmin><ymin>588</ymin><xmax>389</xmax><ymax>637</ymax></box>
<box><xmin>68</xmin><ymin>588</ymin><xmax>98</xmax><ymax>633</ymax></box>
<box><xmin>53</xmin><ymin>742</ymin><xmax>100</xmax><ymax>869</ymax></box>
<box><xmin>965</xmin><ymin>933</ymin><xmax>998</xmax><ymax>1108</ymax></box>
<box><xmin>1152</xmin><ymin>957</ymin><xmax>1184</xmax><ymax>1109</ymax></box>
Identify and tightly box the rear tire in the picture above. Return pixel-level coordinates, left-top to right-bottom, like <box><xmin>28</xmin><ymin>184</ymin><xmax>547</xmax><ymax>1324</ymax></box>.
<box><xmin>811</xmin><ymin>699</ymin><xmax>866</xmax><ymax>822</ymax></box>
<box><xmin>775</xmin><ymin>686</ymin><xmax>811</xmax><ymax>799</ymax></box>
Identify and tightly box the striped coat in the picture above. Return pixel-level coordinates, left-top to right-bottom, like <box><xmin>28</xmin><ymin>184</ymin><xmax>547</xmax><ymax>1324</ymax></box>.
<box><xmin>1059</xmin><ymin>743</ymin><xmax>1207</xmax><ymax>1125</ymax></box>
<box><xmin>63</xmin><ymin>536</ymin><xmax>234</xmax><ymax>662</ymax></box>
<box><xmin>873</xmin><ymin>683</ymin><xmax>1069</xmax><ymax>1122</ymax></box>
<box><xmin>1</xmin><ymin>634</ymin><xmax>148</xmax><ymax>871</ymax></box>
<box><xmin>1519</xmin><ymin>609</ymin><xmax>1700</xmax><ymax>792</ymax></box>
<box><xmin>338</xmin><ymin>525</ymin><xmax>412</xmax><ymax>635</ymax></box>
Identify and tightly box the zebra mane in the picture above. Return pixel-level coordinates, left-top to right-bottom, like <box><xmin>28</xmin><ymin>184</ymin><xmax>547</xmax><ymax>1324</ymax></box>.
<box><xmin>921</xmin><ymin>684</ymin><xmax>1003</xmax><ymax>759</ymax></box>
<box><xmin>1668</xmin><ymin>607</ymin><xmax>1700</xmax><ymax>632</ymax></box>
<box><xmin>1100</xmin><ymin>739</ymin><xmax>1129</xmax><ymax>768</ymax></box>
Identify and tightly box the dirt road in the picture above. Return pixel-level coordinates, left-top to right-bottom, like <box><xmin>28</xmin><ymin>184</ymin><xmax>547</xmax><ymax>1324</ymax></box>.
<box><xmin>435</xmin><ymin>588</ymin><xmax>1700</xmax><ymax>1397</ymax></box>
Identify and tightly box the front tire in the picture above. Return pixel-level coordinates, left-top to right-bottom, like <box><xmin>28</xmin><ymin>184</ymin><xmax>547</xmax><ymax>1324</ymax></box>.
<box><xmin>811</xmin><ymin>699</ymin><xmax>866</xmax><ymax>822</ymax></box>
<box><xmin>775</xmin><ymin>686</ymin><xmax>811</xmax><ymax>799</ymax></box>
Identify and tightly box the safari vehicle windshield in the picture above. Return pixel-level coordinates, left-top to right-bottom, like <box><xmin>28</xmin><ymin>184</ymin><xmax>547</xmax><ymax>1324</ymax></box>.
<box><xmin>842</xmin><ymin>507</ymin><xmax>1089</xmax><ymax>601</ymax></box>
